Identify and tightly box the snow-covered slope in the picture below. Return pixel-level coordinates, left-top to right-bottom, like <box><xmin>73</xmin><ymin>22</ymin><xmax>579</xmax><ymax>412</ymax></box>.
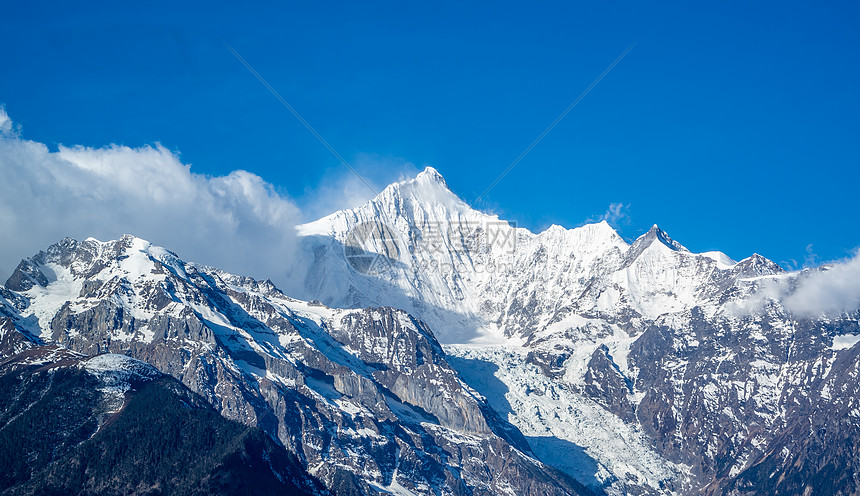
<box><xmin>296</xmin><ymin>167</ymin><xmax>744</xmax><ymax>345</ymax></box>
<box><xmin>295</xmin><ymin>167</ymin><xmax>860</xmax><ymax>495</ymax></box>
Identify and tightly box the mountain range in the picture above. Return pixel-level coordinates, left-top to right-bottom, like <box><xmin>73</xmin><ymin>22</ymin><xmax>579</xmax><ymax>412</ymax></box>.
<box><xmin>1</xmin><ymin>167</ymin><xmax>858</xmax><ymax>495</ymax></box>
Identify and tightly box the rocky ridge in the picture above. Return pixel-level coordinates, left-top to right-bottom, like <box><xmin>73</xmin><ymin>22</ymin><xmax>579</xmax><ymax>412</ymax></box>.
<box><xmin>1</xmin><ymin>234</ymin><xmax>585</xmax><ymax>496</ymax></box>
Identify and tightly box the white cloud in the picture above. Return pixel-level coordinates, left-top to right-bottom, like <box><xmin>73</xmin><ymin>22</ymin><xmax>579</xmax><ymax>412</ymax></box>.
<box><xmin>590</xmin><ymin>202</ymin><xmax>630</xmax><ymax>227</ymax></box>
<box><xmin>727</xmin><ymin>250</ymin><xmax>860</xmax><ymax>318</ymax></box>
<box><xmin>0</xmin><ymin>108</ymin><xmax>308</xmax><ymax>292</ymax></box>
<box><xmin>782</xmin><ymin>251</ymin><xmax>860</xmax><ymax>317</ymax></box>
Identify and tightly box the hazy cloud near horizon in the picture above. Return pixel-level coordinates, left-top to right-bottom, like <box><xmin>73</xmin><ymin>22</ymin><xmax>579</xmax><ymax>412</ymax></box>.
<box><xmin>0</xmin><ymin>108</ymin><xmax>310</xmax><ymax>292</ymax></box>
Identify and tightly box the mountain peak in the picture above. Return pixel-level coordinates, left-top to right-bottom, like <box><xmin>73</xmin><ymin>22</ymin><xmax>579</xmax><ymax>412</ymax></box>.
<box><xmin>388</xmin><ymin>166</ymin><xmax>451</xmax><ymax>194</ymax></box>
<box><xmin>297</xmin><ymin>165</ymin><xmax>482</xmax><ymax>238</ymax></box>
<box><xmin>372</xmin><ymin>165</ymin><xmax>472</xmax><ymax>215</ymax></box>
<box><xmin>734</xmin><ymin>253</ymin><xmax>784</xmax><ymax>276</ymax></box>
<box><xmin>621</xmin><ymin>225</ymin><xmax>690</xmax><ymax>266</ymax></box>
<box><xmin>415</xmin><ymin>166</ymin><xmax>447</xmax><ymax>187</ymax></box>
<box><xmin>646</xmin><ymin>224</ymin><xmax>688</xmax><ymax>252</ymax></box>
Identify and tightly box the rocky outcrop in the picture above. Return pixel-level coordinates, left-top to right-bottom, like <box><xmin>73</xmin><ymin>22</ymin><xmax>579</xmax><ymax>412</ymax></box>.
<box><xmin>0</xmin><ymin>346</ymin><xmax>325</xmax><ymax>495</ymax></box>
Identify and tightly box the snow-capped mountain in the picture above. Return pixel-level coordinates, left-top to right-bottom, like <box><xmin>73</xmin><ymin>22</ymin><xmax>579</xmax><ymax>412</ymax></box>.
<box><xmin>297</xmin><ymin>167</ymin><xmax>748</xmax><ymax>344</ymax></box>
<box><xmin>296</xmin><ymin>167</ymin><xmax>860</xmax><ymax>495</ymax></box>
<box><xmin>0</xmin><ymin>235</ymin><xmax>584</xmax><ymax>496</ymax></box>
<box><xmin>2</xmin><ymin>166</ymin><xmax>858</xmax><ymax>495</ymax></box>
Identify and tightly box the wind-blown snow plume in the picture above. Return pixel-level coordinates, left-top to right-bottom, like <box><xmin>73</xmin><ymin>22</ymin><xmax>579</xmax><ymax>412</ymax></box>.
<box><xmin>0</xmin><ymin>107</ymin><xmax>12</xmax><ymax>135</ymax></box>
<box><xmin>0</xmin><ymin>108</ymin><xmax>307</xmax><ymax>290</ymax></box>
<box><xmin>299</xmin><ymin>154</ymin><xmax>420</xmax><ymax>221</ymax></box>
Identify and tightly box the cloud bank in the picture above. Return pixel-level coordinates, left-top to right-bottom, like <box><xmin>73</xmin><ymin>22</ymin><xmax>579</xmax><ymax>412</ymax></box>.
<box><xmin>782</xmin><ymin>252</ymin><xmax>860</xmax><ymax>317</ymax></box>
<box><xmin>0</xmin><ymin>108</ymin><xmax>307</xmax><ymax>292</ymax></box>
<box><xmin>728</xmin><ymin>250</ymin><xmax>860</xmax><ymax>319</ymax></box>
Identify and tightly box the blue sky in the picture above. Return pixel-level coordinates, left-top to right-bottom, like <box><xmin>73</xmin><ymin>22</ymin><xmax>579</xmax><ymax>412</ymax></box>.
<box><xmin>1</xmin><ymin>1</ymin><xmax>858</xmax><ymax>267</ymax></box>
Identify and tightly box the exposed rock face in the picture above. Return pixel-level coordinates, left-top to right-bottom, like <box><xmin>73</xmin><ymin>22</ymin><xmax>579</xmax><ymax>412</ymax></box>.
<box><xmin>296</xmin><ymin>167</ymin><xmax>860</xmax><ymax>495</ymax></box>
<box><xmin>3</xmin><ymin>235</ymin><xmax>585</xmax><ymax>496</ymax></box>
<box><xmin>0</xmin><ymin>292</ymin><xmax>41</xmax><ymax>358</ymax></box>
<box><xmin>583</xmin><ymin>345</ymin><xmax>635</xmax><ymax>423</ymax></box>
<box><xmin>0</xmin><ymin>317</ymin><xmax>39</xmax><ymax>358</ymax></box>
<box><xmin>0</xmin><ymin>342</ymin><xmax>326</xmax><ymax>496</ymax></box>
<box><xmin>715</xmin><ymin>339</ymin><xmax>860</xmax><ymax>496</ymax></box>
<box><xmin>619</xmin><ymin>309</ymin><xmax>860</xmax><ymax>493</ymax></box>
